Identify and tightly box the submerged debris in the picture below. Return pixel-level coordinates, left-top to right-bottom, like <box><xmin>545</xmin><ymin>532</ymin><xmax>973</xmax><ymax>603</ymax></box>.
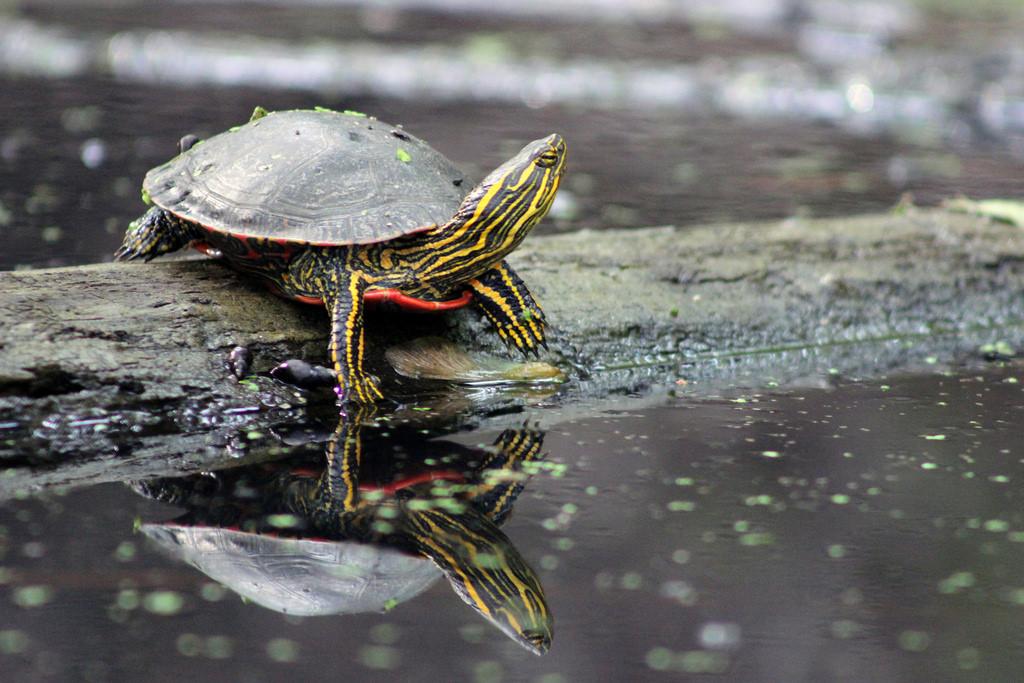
<box><xmin>227</xmin><ymin>346</ymin><xmax>252</xmax><ymax>380</ymax></box>
<box><xmin>386</xmin><ymin>337</ymin><xmax>565</xmax><ymax>385</ymax></box>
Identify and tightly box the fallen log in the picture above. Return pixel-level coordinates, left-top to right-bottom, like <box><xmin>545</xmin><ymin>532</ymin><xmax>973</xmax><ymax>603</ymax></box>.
<box><xmin>1</xmin><ymin>207</ymin><xmax>1023</xmax><ymax>479</ymax></box>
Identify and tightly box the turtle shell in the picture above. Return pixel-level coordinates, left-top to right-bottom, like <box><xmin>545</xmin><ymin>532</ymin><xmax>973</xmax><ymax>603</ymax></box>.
<box><xmin>144</xmin><ymin>109</ymin><xmax>468</xmax><ymax>245</ymax></box>
<box><xmin>141</xmin><ymin>523</ymin><xmax>442</xmax><ymax>616</ymax></box>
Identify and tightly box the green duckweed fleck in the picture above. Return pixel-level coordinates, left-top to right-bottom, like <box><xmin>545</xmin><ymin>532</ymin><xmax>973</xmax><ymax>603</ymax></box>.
<box><xmin>200</xmin><ymin>583</ymin><xmax>227</xmax><ymax>602</ymax></box>
<box><xmin>739</xmin><ymin>532</ymin><xmax>774</xmax><ymax>546</ymax></box>
<box><xmin>176</xmin><ymin>633</ymin><xmax>202</xmax><ymax>657</ymax></box>
<box><xmin>114</xmin><ymin>541</ymin><xmax>136</xmax><ymax>562</ymax></box>
<box><xmin>359</xmin><ymin>645</ymin><xmax>401</xmax><ymax>670</ymax></box>
<box><xmin>205</xmin><ymin>635</ymin><xmax>233</xmax><ymax>659</ymax></box>
<box><xmin>12</xmin><ymin>585</ymin><xmax>54</xmax><ymax>608</ymax></box>
<box><xmin>266</xmin><ymin>638</ymin><xmax>300</xmax><ymax>663</ymax></box>
<box><xmin>266</xmin><ymin>514</ymin><xmax>301</xmax><ymax>529</ymax></box>
<box><xmin>898</xmin><ymin>630</ymin><xmax>931</xmax><ymax>652</ymax></box>
<box><xmin>984</xmin><ymin>519</ymin><xmax>1009</xmax><ymax>532</ymax></box>
<box><xmin>143</xmin><ymin>590</ymin><xmax>185</xmax><ymax>615</ymax></box>
<box><xmin>621</xmin><ymin>572</ymin><xmax>643</xmax><ymax>590</ymax></box>
<box><xmin>646</xmin><ymin>647</ymin><xmax>673</xmax><ymax>670</ymax></box>
<box><xmin>0</xmin><ymin>630</ymin><xmax>30</xmax><ymax>654</ymax></box>
<box><xmin>957</xmin><ymin>647</ymin><xmax>980</xmax><ymax>670</ymax></box>
<box><xmin>831</xmin><ymin>620</ymin><xmax>860</xmax><ymax>639</ymax></box>
<box><xmin>116</xmin><ymin>589</ymin><xmax>140</xmax><ymax>610</ymax></box>
<box><xmin>473</xmin><ymin>660</ymin><xmax>503</xmax><ymax>683</ymax></box>
<box><xmin>938</xmin><ymin>571</ymin><xmax>975</xmax><ymax>594</ymax></box>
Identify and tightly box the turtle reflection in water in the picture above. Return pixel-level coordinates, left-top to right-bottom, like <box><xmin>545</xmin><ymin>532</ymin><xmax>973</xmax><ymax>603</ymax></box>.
<box><xmin>132</xmin><ymin>416</ymin><xmax>552</xmax><ymax>654</ymax></box>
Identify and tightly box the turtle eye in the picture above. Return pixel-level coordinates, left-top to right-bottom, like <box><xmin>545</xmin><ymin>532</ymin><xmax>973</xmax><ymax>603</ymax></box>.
<box><xmin>535</xmin><ymin>150</ymin><xmax>559</xmax><ymax>168</ymax></box>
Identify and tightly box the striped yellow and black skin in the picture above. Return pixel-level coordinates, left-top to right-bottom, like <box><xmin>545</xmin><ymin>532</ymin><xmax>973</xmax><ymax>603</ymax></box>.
<box><xmin>117</xmin><ymin>135</ymin><xmax>566</xmax><ymax>404</ymax></box>
<box><xmin>303</xmin><ymin>415</ymin><xmax>552</xmax><ymax>654</ymax></box>
<box><xmin>399</xmin><ymin>503</ymin><xmax>552</xmax><ymax>654</ymax></box>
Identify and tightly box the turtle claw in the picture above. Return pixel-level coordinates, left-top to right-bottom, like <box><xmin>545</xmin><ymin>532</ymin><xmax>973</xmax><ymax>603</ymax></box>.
<box><xmin>112</xmin><ymin>245</ymin><xmax>133</xmax><ymax>261</ymax></box>
<box><xmin>271</xmin><ymin>359</ymin><xmax>382</xmax><ymax>402</ymax></box>
<box><xmin>114</xmin><ymin>245</ymin><xmax>157</xmax><ymax>263</ymax></box>
<box><xmin>531</xmin><ymin>326</ymin><xmax>547</xmax><ymax>355</ymax></box>
<box><xmin>524</xmin><ymin>324</ymin><xmax>548</xmax><ymax>359</ymax></box>
<box><xmin>271</xmin><ymin>359</ymin><xmax>337</xmax><ymax>388</ymax></box>
<box><xmin>522</xmin><ymin>343</ymin><xmax>540</xmax><ymax>360</ymax></box>
<box><xmin>113</xmin><ymin>237</ymin><xmax>148</xmax><ymax>262</ymax></box>
<box><xmin>495</xmin><ymin>319</ymin><xmax>547</xmax><ymax>359</ymax></box>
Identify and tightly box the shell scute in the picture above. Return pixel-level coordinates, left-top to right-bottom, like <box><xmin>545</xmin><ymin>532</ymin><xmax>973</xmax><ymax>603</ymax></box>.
<box><xmin>145</xmin><ymin>110</ymin><xmax>467</xmax><ymax>245</ymax></box>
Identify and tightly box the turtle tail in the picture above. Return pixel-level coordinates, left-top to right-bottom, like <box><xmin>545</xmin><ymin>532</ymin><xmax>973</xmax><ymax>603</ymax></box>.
<box><xmin>115</xmin><ymin>207</ymin><xmax>196</xmax><ymax>262</ymax></box>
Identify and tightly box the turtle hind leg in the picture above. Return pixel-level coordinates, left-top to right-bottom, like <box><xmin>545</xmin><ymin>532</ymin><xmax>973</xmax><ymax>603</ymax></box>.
<box><xmin>114</xmin><ymin>207</ymin><xmax>197</xmax><ymax>262</ymax></box>
<box><xmin>326</xmin><ymin>272</ymin><xmax>384</xmax><ymax>404</ymax></box>
<box><xmin>268</xmin><ymin>256</ymin><xmax>382</xmax><ymax>403</ymax></box>
<box><xmin>468</xmin><ymin>260</ymin><xmax>548</xmax><ymax>357</ymax></box>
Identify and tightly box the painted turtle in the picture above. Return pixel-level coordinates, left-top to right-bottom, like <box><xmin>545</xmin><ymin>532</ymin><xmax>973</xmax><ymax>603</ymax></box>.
<box><xmin>133</xmin><ymin>421</ymin><xmax>552</xmax><ymax>653</ymax></box>
<box><xmin>116</xmin><ymin>108</ymin><xmax>567</xmax><ymax>403</ymax></box>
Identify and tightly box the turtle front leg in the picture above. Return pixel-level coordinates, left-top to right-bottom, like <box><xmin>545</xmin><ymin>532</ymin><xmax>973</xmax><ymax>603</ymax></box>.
<box><xmin>114</xmin><ymin>207</ymin><xmax>198</xmax><ymax>262</ymax></box>
<box><xmin>293</xmin><ymin>408</ymin><xmax>372</xmax><ymax>520</ymax></box>
<box><xmin>469</xmin><ymin>426</ymin><xmax>546</xmax><ymax>524</ymax></box>
<box><xmin>468</xmin><ymin>260</ymin><xmax>548</xmax><ymax>356</ymax></box>
<box><xmin>326</xmin><ymin>273</ymin><xmax>384</xmax><ymax>404</ymax></box>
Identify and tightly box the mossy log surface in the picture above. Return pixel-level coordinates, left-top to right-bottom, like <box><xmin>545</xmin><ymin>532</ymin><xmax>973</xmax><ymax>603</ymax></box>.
<box><xmin>1</xmin><ymin>208</ymin><xmax>1023</xmax><ymax>485</ymax></box>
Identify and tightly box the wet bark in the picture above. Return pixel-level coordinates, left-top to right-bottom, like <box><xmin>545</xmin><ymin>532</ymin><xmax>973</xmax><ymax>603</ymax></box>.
<box><xmin>2</xmin><ymin>208</ymin><xmax>1023</xmax><ymax>479</ymax></box>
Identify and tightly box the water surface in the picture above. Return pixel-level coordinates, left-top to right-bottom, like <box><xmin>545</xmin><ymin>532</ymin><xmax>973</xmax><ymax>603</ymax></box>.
<box><xmin>2</xmin><ymin>365</ymin><xmax>1023</xmax><ymax>680</ymax></box>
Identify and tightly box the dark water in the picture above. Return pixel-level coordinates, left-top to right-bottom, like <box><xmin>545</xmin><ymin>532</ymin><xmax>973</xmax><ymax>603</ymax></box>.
<box><xmin>3</xmin><ymin>366</ymin><xmax>1024</xmax><ymax>681</ymax></box>
<box><xmin>5</xmin><ymin>74</ymin><xmax>1017</xmax><ymax>271</ymax></box>
<box><xmin>4</xmin><ymin>1</ymin><xmax>1024</xmax><ymax>681</ymax></box>
<box><xmin>7</xmin><ymin>72</ymin><xmax>1024</xmax><ymax>271</ymax></box>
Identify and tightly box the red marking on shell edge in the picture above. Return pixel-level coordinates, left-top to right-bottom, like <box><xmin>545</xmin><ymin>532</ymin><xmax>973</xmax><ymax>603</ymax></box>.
<box><xmin>283</xmin><ymin>288</ymin><xmax>473</xmax><ymax>311</ymax></box>
<box><xmin>289</xmin><ymin>467</ymin><xmax>321</xmax><ymax>478</ymax></box>
<box><xmin>365</xmin><ymin>288</ymin><xmax>474</xmax><ymax>311</ymax></box>
<box><xmin>359</xmin><ymin>470</ymin><xmax>466</xmax><ymax>494</ymax></box>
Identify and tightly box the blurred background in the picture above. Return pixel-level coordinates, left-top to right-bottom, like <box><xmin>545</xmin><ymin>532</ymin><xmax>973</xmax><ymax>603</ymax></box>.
<box><xmin>2</xmin><ymin>0</ymin><xmax>1024</xmax><ymax>271</ymax></box>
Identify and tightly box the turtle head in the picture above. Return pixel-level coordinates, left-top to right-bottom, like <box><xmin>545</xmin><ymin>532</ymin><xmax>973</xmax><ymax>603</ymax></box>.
<box><xmin>402</xmin><ymin>506</ymin><xmax>554</xmax><ymax>655</ymax></box>
<box><xmin>449</xmin><ymin>134</ymin><xmax>566</xmax><ymax>252</ymax></box>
